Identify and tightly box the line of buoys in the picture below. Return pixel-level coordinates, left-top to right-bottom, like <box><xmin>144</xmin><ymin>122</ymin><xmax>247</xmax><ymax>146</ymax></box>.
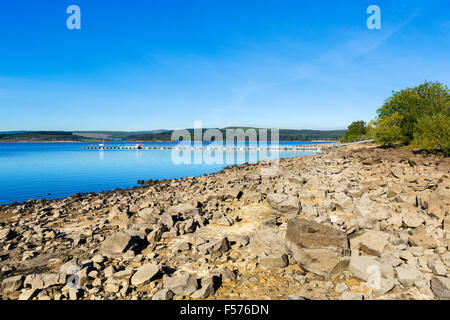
<box><xmin>81</xmin><ymin>140</ymin><xmax>374</xmax><ymax>152</ymax></box>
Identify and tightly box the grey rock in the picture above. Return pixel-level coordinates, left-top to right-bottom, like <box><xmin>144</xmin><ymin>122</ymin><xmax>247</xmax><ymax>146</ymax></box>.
<box><xmin>152</xmin><ymin>288</ymin><xmax>174</xmax><ymax>300</ymax></box>
<box><xmin>191</xmin><ymin>282</ymin><xmax>214</xmax><ymax>299</ymax></box>
<box><xmin>163</xmin><ymin>273</ymin><xmax>198</xmax><ymax>296</ymax></box>
<box><xmin>427</xmin><ymin>256</ymin><xmax>448</xmax><ymax>276</ymax></box>
<box><xmin>201</xmin><ymin>275</ymin><xmax>220</xmax><ymax>290</ymax></box>
<box><xmin>259</xmin><ymin>254</ymin><xmax>289</xmax><ymax>268</ymax></box>
<box><xmin>286</xmin><ymin>218</ymin><xmax>348</xmax><ymax>250</ymax></box>
<box><xmin>250</xmin><ymin>228</ymin><xmax>286</xmax><ymax>257</ymax></box>
<box><xmin>24</xmin><ymin>273</ymin><xmax>66</xmax><ymax>290</ymax></box>
<box><xmin>214</xmin><ymin>215</ymin><xmax>234</xmax><ymax>226</ymax></box>
<box><xmin>0</xmin><ymin>275</ymin><xmax>24</xmax><ymax>293</ymax></box>
<box><xmin>351</xmin><ymin>230</ymin><xmax>389</xmax><ymax>257</ymax></box>
<box><xmin>60</xmin><ymin>258</ymin><xmax>81</xmax><ymax>275</ymax></box>
<box><xmin>395</xmin><ymin>264</ymin><xmax>422</xmax><ymax>287</ymax></box>
<box><xmin>183</xmin><ymin>218</ymin><xmax>196</xmax><ymax>233</ymax></box>
<box><xmin>221</xmin><ymin>267</ymin><xmax>236</xmax><ymax>282</ymax></box>
<box><xmin>160</xmin><ymin>212</ymin><xmax>175</xmax><ymax>229</ymax></box>
<box><xmin>112</xmin><ymin>269</ymin><xmax>134</xmax><ymax>280</ymax></box>
<box><xmin>108</xmin><ymin>207</ymin><xmax>131</xmax><ymax>229</ymax></box>
<box><xmin>100</xmin><ymin>231</ymin><xmax>133</xmax><ymax>257</ymax></box>
<box><xmin>168</xmin><ymin>203</ymin><xmax>200</xmax><ymax>217</ymax></box>
<box><xmin>409</xmin><ymin>228</ymin><xmax>437</xmax><ymax>249</ymax></box>
<box><xmin>147</xmin><ymin>226</ymin><xmax>164</xmax><ymax>243</ymax></box>
<box><xmin>333</xmin><ymin>192</ymin><xmax>354</xmax><ymax>212</ymax></box>
<box><xmin>130</xmin><ymin>263</ymin><xmax>161</xmax><ymax>286</ymax></box>
<box><xmin>197</xmin><ymin>237</ymin><xmax>230</xmax><ymax>255</ymax></box>
<box><xmin>431</xmin><ymin>276</ymin><xmax>450</xmax><ymax>300</ymax></box>
<box><xmin>402</xmin><ymin>214</ymin><xmax>424</xmax><ymax>228</ymax></box>
<box><xmin>348</xmin><ymin>256</ymin><xmax>395</xmax><ymax>295</ymax></box>
<box><xmin>136</xmin><ymin>207</ymin><xmax>159</xmax><ymax>225</ymax></box>
<box><xmin>266</xmin><ymin>194</ymin><xmax>300</xmax><ymax>215</ymax></box>
<box><xmin>286</xmin><ymin>245</ymin><xmax>349</xmax><ymax>278</ymax></box>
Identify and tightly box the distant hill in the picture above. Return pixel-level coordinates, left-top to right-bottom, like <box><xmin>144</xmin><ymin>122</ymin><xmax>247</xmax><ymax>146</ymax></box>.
<box><xmin>0</xmin><ymin>128</ymin><xmax>346</xmax><ymax>142</ymax></box>
<box><xmin>125</xmin><ymin>128</ymin><xmax>346</xmax><ymax>142</ymax></box>
<box><xmin>0</xmin><ymin>131</ymin><xmax>87</xmax><ymax>142</ymax></box>
<box><xmin>73</xmin><ymin>130</ymin><xmax>170</xmax><ymax>141</ymax></box>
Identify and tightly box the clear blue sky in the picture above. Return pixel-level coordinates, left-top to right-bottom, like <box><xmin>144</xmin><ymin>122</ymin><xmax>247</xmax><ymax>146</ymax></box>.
<box><xmin>0</xmin><ymin>0</ymin><xmax>449</xmax><ymax>131</ymax></box>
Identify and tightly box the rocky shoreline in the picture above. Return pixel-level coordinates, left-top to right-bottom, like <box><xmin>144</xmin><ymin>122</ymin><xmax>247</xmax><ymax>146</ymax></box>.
<box><xmin>0</xmin><ymin>144</ymin><xmax>449</xmax><ymax>300</ymax></box>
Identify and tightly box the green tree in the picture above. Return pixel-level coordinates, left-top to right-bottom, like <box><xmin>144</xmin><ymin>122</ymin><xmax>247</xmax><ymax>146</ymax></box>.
<box><xmin>341</xmin><ymin>120</ymin><xmax>367</xmax><ymax>142</ymax></box>
<box><xmin>372</xmin><ymin>112</ymin><xmax>404</xmax><ymax>146</ymax></box>
<box><xmin>413</xmin><ymin>112</ymin><xmax>450</xmax><ymax>155</ymax></box>
<box><xmin>376</xmin><ymin>81</ymin><xmax>449</xmax><ymax>143</ymax></box>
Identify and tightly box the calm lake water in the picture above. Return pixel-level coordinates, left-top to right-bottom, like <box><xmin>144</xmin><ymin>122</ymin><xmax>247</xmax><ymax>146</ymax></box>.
<box><xmin>0</xmin><ymin>142</ymin><xmax>325</xmax><ymax>205</ymax></box>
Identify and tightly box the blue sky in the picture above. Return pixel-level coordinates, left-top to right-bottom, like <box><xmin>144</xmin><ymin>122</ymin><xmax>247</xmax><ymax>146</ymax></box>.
<box><xmin>0</xmin><ymin>0</ymin><xmax>449</xmax><ymax>131</ymax></box>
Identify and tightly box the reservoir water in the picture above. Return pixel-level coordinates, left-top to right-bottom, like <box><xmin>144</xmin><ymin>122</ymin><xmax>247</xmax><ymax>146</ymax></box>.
<box><xmin>0</xmin><ymin>142</ymin><xmax>326</xmax><ymax>205</ymax></box>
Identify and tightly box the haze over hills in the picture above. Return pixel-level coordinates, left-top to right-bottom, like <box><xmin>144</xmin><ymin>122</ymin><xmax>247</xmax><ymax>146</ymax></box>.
<box><xmin>0</xmin><ymin>128</ymin><xmax>346</xmax><ymax>142</ymax></box>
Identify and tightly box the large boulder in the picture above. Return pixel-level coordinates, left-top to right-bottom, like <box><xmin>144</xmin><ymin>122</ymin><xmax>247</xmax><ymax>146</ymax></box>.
<box><xmin>168</xmin><ymin>203</ymin><xmax>200</xmax><ymax>217</ymax></box>
<box><xmin>159</xmin><ymin>212</ymin><xmax>175</xmax><ymax>229</ymax></box>
<box><xmin>249</xmin><ymin>229</ymin><xmax>286</xmax><ymax>257</ymax></box>
<box><xmin>108</xmin><ymin>207</ymin><xmax>132</xmax><ymax>229</ymax></box>
<box><xmin>0</xmin><ymin>275</ymin><xmax>24</xmax><ymax>293</ymax></box>
<box><xmin>163</xmin><ymin>273</ymin><xmax>198</xmax><ymax>296</ymax></box>
<box><xmin>259</xmin><ymin>254</ymin><xmax>289</xmax><ymax>269</ymax></box>
<box><xmin>100</xmin><ymin>231</ymin><xmax>133</xmax><ymax>257</ymax></box>
<box><xmin>408</xmin><ymin>227</ymin><xmax>438</xmax><ymax>249</ymax></box>
<box><xmin>152</xmin><ymin>289</ymin><xmax>174</xmax><ymax>300</ymax></box>
<box><xmin>419</xmin><ymin>190</ymin><xmax>449</xmax><ymax>219</ymax></box>
<box><xmin>286</xmin><ymin>218</ymin><xmax>348</xmax><ymax>250</ymax></box>
<box><xmin>266</xmin><ymin>194</ymin><xmax>300</xmax><ymax>215</ymax></box>
<box><xmin>333</xmin><ymin>192</ymin><xmax>354</xmax><ymax>213</ymax></box>
<box><xmin>431</xmin><ymin>276</ymin><xmax>450</xmax><ymax>300</ymax></box>
<box><xmin>350</xmin><ymin>230</ymin><xmax>389</xmax><ymax>257</ymax></box>
<box><xmin>130</xmin><ymin>263</ymin><xmax>161</xmax><ymax>286</ymax></box>
<box><xmin>395</xmin><ymin>264</ymin><xmax>422</xmax><ymax>287</ymax></box>
<box><xmin>287</xmin><ymin>246</ymin><xmax>349</xmax><ymax>278</ymax></box>
<box><xmin>60</xmin><ymin>258</ymin><xmax>81</xmax><ymax>275</ymax></box>
<box><xmin>147</xmin><ymin>226</ymin><xmax>164</xmax><ymax>243</ymax></box>
<box><xmin>402</xmin><ymin>213</ymin><xmax>424</xmax><ymax>228</ymax></box>
<box><xmin>348</xmin><ymin>256</ymin><xmax>395</xmax><ymax>295</ymax></box>
<box><xmin>23</xmin><ymin>273</ymin><xmax>66</xmax><ymax>290</ymax></box>
<box><xmin>428</xmin><ymin>256</ymin><xmax>448</xmax><ymax>276</ymax></box>
<box><xmin>197</xmin><ymin>237</ymin><xmax>230</xmax><ymax>255</ymax></box>
<box><xmin>285</xmin><ymin>219</ymin><xmax>349</xmax><ymax>278</ymax></box>
<box><xmin>133</xmin><ymin>207</ymin><xmax>159</xmax><ymax>228</ymax></box>
<box><xmin>191</xmin><ymin>282</ymin><xmax>215</xmax><ymax>299</ymax></box>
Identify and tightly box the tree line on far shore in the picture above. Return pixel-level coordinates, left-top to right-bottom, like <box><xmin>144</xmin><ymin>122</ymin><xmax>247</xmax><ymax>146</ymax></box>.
<box><xmin>341</xmin><ymin>81</ymin><xmax>450</xmax><ymax>156</ymax></box>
